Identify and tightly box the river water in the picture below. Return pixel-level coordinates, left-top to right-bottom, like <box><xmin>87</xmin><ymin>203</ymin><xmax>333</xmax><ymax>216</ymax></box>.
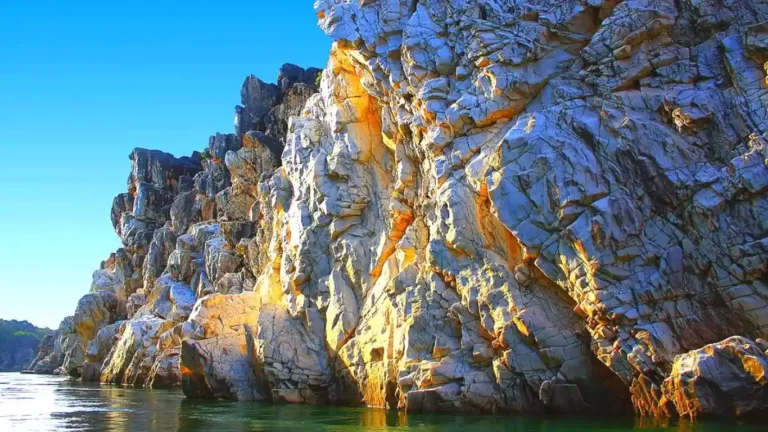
<box><xmin>0</xmin><ymin>373</ymin><xmax>763</xmax><ymax>431</ymax></box>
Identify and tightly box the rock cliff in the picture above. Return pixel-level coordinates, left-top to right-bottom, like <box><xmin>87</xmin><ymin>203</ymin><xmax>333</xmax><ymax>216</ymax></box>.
<box><xmin>32</xmin><ymin>0</ymin><xmax>768</xmax><ymax>419</ymax></box>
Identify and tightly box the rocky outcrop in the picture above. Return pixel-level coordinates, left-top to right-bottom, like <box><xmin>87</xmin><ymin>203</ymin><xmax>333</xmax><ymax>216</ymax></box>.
<box><xmin>301</xmin><ymin>0</ymin><xmax>768</xmax><ymax>418</ymax></box>
<box><xmin>181</xmin><ymin>292</ymin><xmax>265</xmax><ymax>401</ymax></box>
<box><xmin>661</xmin><ymin>336</ymin><xmax>768</xmax><ymax>418</ymax></box>
<box><xmin>147</xmin><ymin>323</ymin><xmax>183</xmax><ymax>389</ymax></box>
<box><xmin>100</xmin><ymin>316</ymin><xmax>175</xmax><ymax>386</ymax></box>
<box><xmin>27</xmin><ymin>64</ymin><xmax>321</xmax><ymax>385</ymax></box>
<box><xmin>65</xmin><ymin>291</ymin><xmax>123</xmax><ymax>377</ymax></box>
<box><xmin>25</xmin><ymin>333</ymin><xmax>55</xmax><ymax>373</ymax></box>
<box><xmin>23</xmin><ymin>317</ymin><xmax>78</xmax><ymax>375</ymax></box>
<box><xmin>82</xmin><ymin>321</ymin><xmax>125</xmax><ymax>381</ymax></box>
<box><xmin>33</xmin><ymin>0</ymin><xmax>768</xmax><ymax>420</ymax></box>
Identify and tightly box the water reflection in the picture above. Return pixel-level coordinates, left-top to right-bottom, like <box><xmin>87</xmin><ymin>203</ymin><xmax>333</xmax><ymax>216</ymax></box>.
<box><xmin>0</xmin><ymin>374</ymin><xmax>764</xmax><ymax>432</ymax></box>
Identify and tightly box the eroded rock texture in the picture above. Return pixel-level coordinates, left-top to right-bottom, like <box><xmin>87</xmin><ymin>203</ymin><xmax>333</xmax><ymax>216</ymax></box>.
<box><xmin>662</xmin><ymin>336</ymin><xmax>768</xmax><ymax>417</ymax></box>
<box><xmin>28</xmin><ymin>316</ymin><xmax>79</xmax><ymax>375</ymax></box>
<box><xmin>28</xmin><ymin>64</ymin><xmax>322</xmax><ymax>393</ymax></box>
<box><xmin>31</xmin><ymin>1</ymin><xmax>768</xmax><ymax>419</ymax></box>
<box><xmin>301</xmin><ymin>0</ymin><xmax>768</xmax><ymax>418</ymax></box>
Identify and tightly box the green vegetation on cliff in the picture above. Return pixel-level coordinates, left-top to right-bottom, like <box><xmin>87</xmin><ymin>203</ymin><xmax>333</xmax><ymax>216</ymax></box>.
<box><xmin>0</xmin><ymin>320</ymin><xmax>51</xmax><ymax>372</ymax></box>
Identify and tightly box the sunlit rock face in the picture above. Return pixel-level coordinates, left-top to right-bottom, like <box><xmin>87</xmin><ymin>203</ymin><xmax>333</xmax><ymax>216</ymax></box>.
<box><xmin>298</xmin><ymin>0</ymin><xmax>768</xmax><ymax>417</ymax></box>
<box><xmin>82</xmin><ymin>321</ymin><xmax>125</xmax><ymax>382</ymax></box>
<box><xmin>29</xmin><ymin>64</ymin><xmax>323</xmax><ymax>390</ymax></box>
<box><xmin>661</xmin><ymin>336</ymin><xmax>768</xmax><ymax>417</ymax></box>
<box><xmin>180</xmin><ymin>292</ymin><xmax>267</xmax><ymax>401</ymax></box>
<box><xmin>31</xmin><ymin>1</ymin><xmax>768</xmax><ymax>419</ymax></box>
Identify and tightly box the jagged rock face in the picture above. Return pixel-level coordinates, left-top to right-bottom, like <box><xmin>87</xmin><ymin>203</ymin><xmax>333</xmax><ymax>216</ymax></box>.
<box><xmin>236</xmin><ymin>64</ymin><xmax>322</xmax><ymax>141</ymax></box>
<box><xmin>236</xmin><ymin>77</ymin><xmax>280</xmax><ymax>138</ymax></box>
<box><xmin>265</xmin><ymin>84</ymin><xmax>320</xmax><ymax>145</ymax></box>
<box><xmin>25</xmin><ymin>333</ymin><xmax>55</xmax><ymax>372</ymax></box>
<box><xmin>31</xmin><ymin>2</ymin><xmax>768</xmax><ymax>419</ymax></box>
<box><xmin>147</xmin><ymin>323</ymin><xmax>185</xmax><ymax>389</ymax></box>
<box><xmin>82</xmin><ymin>321</ymin><xmax>125</xmax><ymax>382</ymax></box>
<box><xmin>201</xmin><ymin>69</ymin><xmax>318</xmax><ymax>225</ymax></box>
<box><xmin>64</xmin><ymin>291</ymin><xmax>123</xmax><ymax>377</ymax></box>
<box><xmin>136</xmin><ymin>275</ymin><xmax>196</xmax><ymax>322</ymax></box>
<box><xmin>257</xmin><ymin>305</ymin><xmax>333</xmax><ymax>403</ymax></box>
<box><xmin>100</xmin><ymin>316</ymin><xmax>175</xmax><ymax>386</ymax></box>
<box><xmin>24</xmin><ymin>316</ymin><xmax>77</xmax><ymax>375</ymax></box>
<box><xmin>26</xmin><ymin>64</ymin><xmax>322</xmax><ymax>391</ymax></box>
<box><xmin>283</xmin><ymin>0</ymin><xmax>767</xmax><ymax>417</ymax></box>
<box><xmin>181</xmin><ymin>293</ymin><xmax>266</xmax><ymax>401</ymax></box>
<box><xmin>97</xmin><ymin>149</ymin><xmax>205</xmax><ymax>323</ymax></box>
<box><xmin>57</xmin><ymin>316</ymin><xmax>82</xmax><ymax>376</ymax></box>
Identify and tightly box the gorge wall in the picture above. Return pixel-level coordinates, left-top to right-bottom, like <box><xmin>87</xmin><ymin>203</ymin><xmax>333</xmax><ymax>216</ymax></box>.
<box><xmin>34</xmin><ymin>0</ymin><xmax>768</xmax><ymax>419</ymax></box>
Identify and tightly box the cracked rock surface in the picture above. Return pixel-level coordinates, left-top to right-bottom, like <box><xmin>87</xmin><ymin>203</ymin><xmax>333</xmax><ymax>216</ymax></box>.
<box><xmin>28</xmin><ymin>2</ymin><xmax>768</xmax><ymax>419</ymax></box>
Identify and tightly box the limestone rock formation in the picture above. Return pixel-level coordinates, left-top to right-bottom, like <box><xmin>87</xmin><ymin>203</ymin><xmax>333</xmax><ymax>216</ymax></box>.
<box><xmin>28</xmin><ymin>64</ymin><xmax>321</xmax><ymax>388</ymax></box>
<box><xmin>25</xmin><ymin>333</ymin><xmax>56</xmax><ymax>373</ymax></box>
<box><xmin>24</xmin><ymin>317</ymin><xmax>77</xmax><ymax>375</ymax></box>
<box><xmin>67</xmin><ymin>291</ymin><xmax>123</xmax><ymax>377</ymax></box>
<box><xmin>82</xmin><ymin>321</ymin><xmax>125</xmax><ymax>381</ymax></box>
<box><xmin>147</xmin><ymin>322</ymin><xmax>185</xmax><ymax>389</ymax></box>
<box><xmin>31</xmin><ymin>1</ymin><xmax>768</xmax><ymax>420</ymax></box>
<box><xmin>661</xmin><ymin>336</ymin><xmax>768</xmax><ymax>418</ymax></box>
<box><xmin>304</xmin><ymin>0</ymin><xmax>768</xmax><ymax>417</ymax></box>
<box><xmin>181</xmin><ymin>292</ymin><xmax>265</xmax><ymax>401</ymax></box>
<box><xmin>100</xmin><ymin>316</ymin><xmax>175</xmax><ymax>386</ymax></box>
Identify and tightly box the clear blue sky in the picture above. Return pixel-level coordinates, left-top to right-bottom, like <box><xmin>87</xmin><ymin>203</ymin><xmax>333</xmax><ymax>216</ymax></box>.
<box><xmin>0</xmin><ymin>1</ymin><xmax>331</xmax><ymax>329</ymax></box>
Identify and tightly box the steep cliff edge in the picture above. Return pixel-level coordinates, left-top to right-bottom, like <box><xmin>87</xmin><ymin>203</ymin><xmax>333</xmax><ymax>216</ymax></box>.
<box><xmin>33</xmin><ymin>0</ymin><xmax>768</xmax><ymax>419</ymax></box>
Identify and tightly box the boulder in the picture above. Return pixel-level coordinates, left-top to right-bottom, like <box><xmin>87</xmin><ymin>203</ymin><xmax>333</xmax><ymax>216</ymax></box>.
<box><xmin>100</xmin><ymin>316</ymin><xmax>175</xmax><ymax>386</ymax></box>
<box><xmin>82</xmin><ymin>321</ymin><xmax>125</xmax><ymax>382</ymax></box>
<box><xmin>181</xmin><ymin>292</ymin><xmax>266</xmax><ymax>401</ymax></box>
<box><xmin>73</xmin><ymin>291</ymin><xmax>122</xmax><ymax>359</ymax></box>
<box><xmin>147</xmin><ymin>349</ymin><xmax>181</xmax><ymax>389</ymax></box>
<box><xmin>662</xmin><ymin>337</ymin><xmax>768</xmax><ymax>418</ymax></box>
<box><xmin>139</xmin><ymin>276</ymin><xmax>196</xmax><ymax>323</ymax></box>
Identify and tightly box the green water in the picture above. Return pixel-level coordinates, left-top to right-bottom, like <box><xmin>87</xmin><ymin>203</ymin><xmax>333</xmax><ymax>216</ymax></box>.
<box><xmin>0</xmin><ymin>374</ymin><xmax>763</xmax><ymax>431</ymax></box>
